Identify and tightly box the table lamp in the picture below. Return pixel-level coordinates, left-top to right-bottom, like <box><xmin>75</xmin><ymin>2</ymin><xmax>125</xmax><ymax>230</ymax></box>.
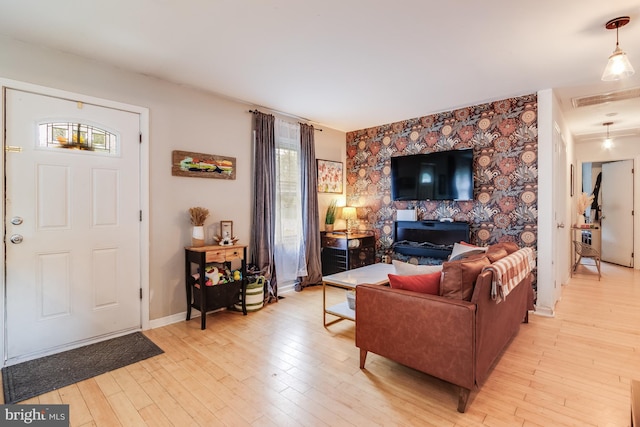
<box><xmin>342</xmin><ymin>206</ymin><xmax>357</xmax><ymax>234</ymax></box>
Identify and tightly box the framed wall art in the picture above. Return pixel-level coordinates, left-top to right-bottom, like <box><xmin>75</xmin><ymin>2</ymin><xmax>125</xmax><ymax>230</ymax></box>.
<box><xmin>570</xmin><ymin>163</ymin><xmax>574</xmax><ymax>197</ymax></box>
<box><xmin>220</xmin><ymin>220</ymin><xmax>233</xmax><ymax>240</ymax></box>
<box><xmin>172</xmin><ymin>150</ymin><xmax>236</xmax><ymax>180</ymax></box>
<box><xmin>317</xmin><ymin>159</ymin><xmax>343</xmax><ymax>193</ymax></box>
<box><xmin>218</xmin><ymin>220</ymin><xmax>235</xmax><ymax>246</ymax></box>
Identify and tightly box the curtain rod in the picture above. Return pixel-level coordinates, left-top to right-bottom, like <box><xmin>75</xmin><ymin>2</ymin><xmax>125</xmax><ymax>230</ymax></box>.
<box><xmin>248</xmin><ymin>109</ymin><xmax>323</xmax><ymax>131</ymax></box>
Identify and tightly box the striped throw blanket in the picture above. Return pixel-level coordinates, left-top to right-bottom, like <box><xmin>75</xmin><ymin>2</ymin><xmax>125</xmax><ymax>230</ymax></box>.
<box><xmin>482</xmin><ymin>247</ymin><xmax>536</xmax><ymax>303</ymax></box>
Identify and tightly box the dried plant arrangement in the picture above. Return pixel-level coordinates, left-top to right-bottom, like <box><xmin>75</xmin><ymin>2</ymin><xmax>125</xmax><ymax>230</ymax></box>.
<box><xmin>577</xmin><ymin>192</ymin><xmax>594</xmax><ymax>214</ymax></box>
<box><xmin>189</xmin><ymin>207</ymin><xmax>210</xmax><ymax>226</ymax></box>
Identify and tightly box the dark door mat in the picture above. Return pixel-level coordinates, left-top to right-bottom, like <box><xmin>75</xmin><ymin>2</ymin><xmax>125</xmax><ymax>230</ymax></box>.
<box><xmin>2</xmin><ymin>332</ymin><xmax>163</xmax><ymax>404</ymax></box>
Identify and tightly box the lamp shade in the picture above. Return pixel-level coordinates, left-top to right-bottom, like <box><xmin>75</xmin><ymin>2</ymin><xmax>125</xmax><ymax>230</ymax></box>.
<box><xmin>602</xmin><ymin>46</ymin><xmax>635</xmax><ymax>81</ymax></box>
<box><xmin>342</xmin><ymin>206</ymin><xmax>357</xmax><ymax>220</ymax></box>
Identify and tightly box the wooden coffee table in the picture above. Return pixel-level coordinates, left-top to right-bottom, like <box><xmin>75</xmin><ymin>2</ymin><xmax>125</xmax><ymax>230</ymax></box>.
<box><xmin>322</xmin><ymin>263</ymin><xmax>395</xmax><ymax>326</ymax></box>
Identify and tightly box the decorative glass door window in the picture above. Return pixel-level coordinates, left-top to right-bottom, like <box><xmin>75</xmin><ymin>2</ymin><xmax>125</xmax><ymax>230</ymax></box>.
<box><xmin>38</xmin><ymin>122</ymin><xmax>118</xmax><ymax>154</ymax></box>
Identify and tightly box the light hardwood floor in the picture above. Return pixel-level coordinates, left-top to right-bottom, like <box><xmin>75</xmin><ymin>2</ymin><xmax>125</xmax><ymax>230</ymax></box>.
<box><xmin>7</xmin><ymin>261</ymin><xmax>640</xmax><ymax>426</ymax></box>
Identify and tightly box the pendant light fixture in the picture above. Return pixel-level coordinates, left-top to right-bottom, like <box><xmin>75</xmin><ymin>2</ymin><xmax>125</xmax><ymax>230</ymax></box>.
<box><xmin>602</xmin><ymin>122</ymin><xmax>613</xmax><ymax>149</ymax></box>
<box><xmin>601</xmin><ymin>16</ymin><xmax>635</xmax><ymax>81</ymax></box>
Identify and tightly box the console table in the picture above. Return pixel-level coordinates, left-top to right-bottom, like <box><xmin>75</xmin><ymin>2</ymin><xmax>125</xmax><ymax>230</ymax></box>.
<box><xmin>321</xmin><ymin>230</ymin><xmax>375</xmax><ymax>275</ymax></box>
<box><xmin>322</xmin><ymin>263</ymin><xmax>394</xmax><ymax>327</ymax></box>
<box><xmin>185</xmin><ymin>244</ymin><xmax>247</xmax><ymax>330</ymax></box>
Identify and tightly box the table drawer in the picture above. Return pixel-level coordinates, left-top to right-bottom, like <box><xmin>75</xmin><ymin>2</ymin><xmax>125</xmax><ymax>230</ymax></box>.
<box><xmin>224</xmin><ymin>247</ymin><xmax>244</xmax><ymax>261</ymax></box>
<box><xmin>205</xmin><ymin>247</ymin><xmax>245</xmax><ymax>263</ymax></box>
<box><xmin>322</xmin><ymin>235</ymin><xmax>347</xmax><ymax>249</ymax></box>
<box><xmin>205</xmin><ymin>250</ymin><xmax>226</xmax><ymax>263</ymax></box>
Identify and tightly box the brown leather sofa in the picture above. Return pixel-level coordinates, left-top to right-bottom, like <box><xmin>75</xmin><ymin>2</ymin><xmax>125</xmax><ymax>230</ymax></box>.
<box><xmin>355</xmin><ymin>255</ymin><xmax>533</xmax><ymax>412</ymax></box>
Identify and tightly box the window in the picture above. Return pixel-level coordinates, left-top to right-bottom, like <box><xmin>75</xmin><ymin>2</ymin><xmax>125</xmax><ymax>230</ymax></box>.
<box><xmin>38</xmin><ymin>122</ymin><xmax>118</xmax><ymax>154</ymax></box>
<box><xmin>274</xmin><ymin>119</ymin><xmax>307</xmax><ymax>287</ymax></box>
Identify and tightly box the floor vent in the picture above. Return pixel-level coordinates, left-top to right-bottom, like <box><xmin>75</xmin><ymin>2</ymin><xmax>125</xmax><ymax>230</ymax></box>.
<box><xmin>572</xmin><ymin>87</ymin><xmax>640</xmax><ymax>108</ymax></box>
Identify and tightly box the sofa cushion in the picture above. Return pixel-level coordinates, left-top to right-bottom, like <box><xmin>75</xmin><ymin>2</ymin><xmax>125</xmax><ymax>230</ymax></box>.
<box><xmin>392</xmin><ymin>259</ymin><xmax>443</xmax><ymax>276</ymax></box>
<box><xmin>487</xmin><ymin>242</ymin><xmax>519</xmax><ymax>255</ymax></box>
<box><xmin>450</xmin><ymin>248</ymin><xmax>488</xmax><ymax>261</ymax></box>
<box><xmin>486</xmin><ymin>248</ymin><xmax>509</xmax><ymax>263</ymax></box>
<box><xmin>388</xmin><ymin>272</ymin><xmax>441</xmax><ymax>295</ymax></box>
<box><xmin>450</xmin><ymin>242</ymin><xmax>488</xmax><ymax>261</ymax></box>
<box><xmin>441</xmin><ymin>254</ymin><xmax>490</xmax><ymax>301</ymax></box>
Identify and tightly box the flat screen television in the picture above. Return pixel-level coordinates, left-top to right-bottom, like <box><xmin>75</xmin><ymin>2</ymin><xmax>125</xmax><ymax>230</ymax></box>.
<box><xmin>391</xmin><ymin>149</ymin><xmax>474</xmax><ymax>201</ymax></box>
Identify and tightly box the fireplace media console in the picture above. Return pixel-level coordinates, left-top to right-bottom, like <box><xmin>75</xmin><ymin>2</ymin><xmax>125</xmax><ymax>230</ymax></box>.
<box><xmin>393</xmin><ymin>220</ymin><xmax>470</xmax><ymax>260</ymax></box>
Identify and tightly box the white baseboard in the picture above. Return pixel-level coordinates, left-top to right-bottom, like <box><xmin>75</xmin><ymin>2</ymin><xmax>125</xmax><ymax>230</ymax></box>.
<box><xmin>278</xmin><ymin>283</ymin><xmax>296</xmax><ymax>294</ymax></box>
<box><xmin>533</xmin><ymin>305</ymin><xmax>555</xmax><ymax>317</ymax></box>
<box><xmin>148</xmin><ymin>307</ymin><xmax>234</xmax><ymax>329</ymax></box>
<box><xmin>149</xmin><ymin>312</ymin><xmax>191</xmax><ymax>329</ymax></box>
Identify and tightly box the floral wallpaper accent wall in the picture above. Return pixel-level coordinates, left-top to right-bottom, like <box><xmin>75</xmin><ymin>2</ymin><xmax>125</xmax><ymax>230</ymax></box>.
<box><xmin>345</xmin><ymin>94</ymin><xmax>538</xmax><ymax>262</ymax></box>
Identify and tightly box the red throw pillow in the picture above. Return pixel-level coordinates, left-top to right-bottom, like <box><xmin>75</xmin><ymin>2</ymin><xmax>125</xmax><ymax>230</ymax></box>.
<box><xmin>388</xmin><ymin>272</ymin><xmax>441</xmax><ymax>295</ymax></box>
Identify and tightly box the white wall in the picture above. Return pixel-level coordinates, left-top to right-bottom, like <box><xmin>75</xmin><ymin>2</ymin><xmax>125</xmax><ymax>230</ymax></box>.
<box><xmin>554</xmin><ymin>93</ymin><xmax>575</xmax><ymax>292</ymax></box>
<box><xmin>315</xmin><ymin>134</ymin><xmax>348</xmax><ymax>230</ymax></box>
<box><xmin>536</xmin><ymin>90</ymin><xmax>555</xmax><ymax>315</ymax></box>
<box><xmin>537</xmin><ymin>89</ymin><xmax>575</xmax><ymax>316</ymax></box>
<box><xmin>0</xmin><ymin>35</ymin><xmax>346</xmax><ymax>321</ymax></box>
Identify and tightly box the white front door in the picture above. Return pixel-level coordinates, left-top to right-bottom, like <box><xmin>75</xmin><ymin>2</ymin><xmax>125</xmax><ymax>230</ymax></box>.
<box><xmin>5</xmin><ymin>89</ymin><xmax>141</xmax><ymax>363</ymax></box>
<box><xmin>601</xmin><ymin>159</ymin><xmax>634</xmax><ymax>267</ymax></box>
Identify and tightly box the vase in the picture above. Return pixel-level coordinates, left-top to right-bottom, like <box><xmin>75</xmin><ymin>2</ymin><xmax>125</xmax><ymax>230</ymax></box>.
<box><xmin>576</xmin><ymin>214</ymin><xmax>585</xmax><ymax>226</ymax></box>
<box><xmin>325</xmin><ymin>224</ymin><xmax>334</xmax><ymax>232</ymax></box>
<box><xmin>192</xmin><ymin>225</ymin><xmax>205</xmax><ymax>247</ymax></box>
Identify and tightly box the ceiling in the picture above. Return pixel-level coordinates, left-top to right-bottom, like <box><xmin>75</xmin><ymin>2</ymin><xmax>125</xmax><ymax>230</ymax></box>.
<box><xmin>1</xmin><ymin>0</ymin><xmax>640</xmax><ymax>137</ymax></box>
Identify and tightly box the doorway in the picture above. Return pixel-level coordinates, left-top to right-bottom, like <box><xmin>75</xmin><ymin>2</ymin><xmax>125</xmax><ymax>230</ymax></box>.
<box><xmin>581</xmin><ymin>160</ymin><xmax>634</xmax><ymax>267</ymax></box>
<box><xmin>2</xmin><ymin>84</ymin><xmax>149</xmax><ymax>365</ymax></box>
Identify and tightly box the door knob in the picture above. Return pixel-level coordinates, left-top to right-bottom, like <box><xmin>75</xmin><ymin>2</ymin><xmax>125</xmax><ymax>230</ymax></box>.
<box><xmin>557</xmin><ymin>222</ymin><xmax>565</xmax><ymax>229</ymax></box>
<box><xmin>10</xmin><ymin>234</ymin><xmax>23</xmax><ymax>244</ymax></box>
<box><xmin>10</xmin><ymin>216</ymin><xmax>23</xmax><ymax>225</ymax></box>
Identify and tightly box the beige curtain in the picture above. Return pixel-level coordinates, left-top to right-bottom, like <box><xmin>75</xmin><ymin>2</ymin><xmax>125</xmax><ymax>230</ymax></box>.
<box><xmin>251</xmin><ymin>111</ymin><xmax>278</xmax><ymax>300</ymax></box>
<box><xmin>298</xmin><ymin>123</ymin><xmax>322</xmax><ymax>288</ymax></box>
